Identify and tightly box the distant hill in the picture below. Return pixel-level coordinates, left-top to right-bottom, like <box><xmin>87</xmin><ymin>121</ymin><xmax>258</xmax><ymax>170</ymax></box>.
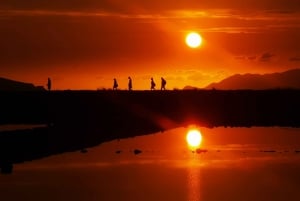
<box><xmin>205</xmin><ymin>69</ymin><xmax>300</xmax><ymax>90</ymax></box>
<box><xmin>182</xmin><ymin>85</ymin><xmax>199</xmax><ymax>90</ymax></box>
<box><xmin>0</xmin><ymin>77</ymin><xmax>45</xmax><ymax>91</ymax></box>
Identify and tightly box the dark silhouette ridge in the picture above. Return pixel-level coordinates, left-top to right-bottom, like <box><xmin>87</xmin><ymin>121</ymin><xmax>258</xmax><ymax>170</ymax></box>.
<box><xmin>0</xmin><ymin>77</ymin><xmax>45</xmax><ymax>91</ymax></box>
<box><xmin>183</xmin><ymin>85</ymin><xmax>199</xmax><ymax>90</ymax></box>
<box><xmin>205</xmin><ymin>69</ymin><xmax>300</xmax><ymax>90</ymax></box>
<box><xmin>0</xmin><ymin>89</ymin><xmax>300</xmax><ymax>174</ymax></box>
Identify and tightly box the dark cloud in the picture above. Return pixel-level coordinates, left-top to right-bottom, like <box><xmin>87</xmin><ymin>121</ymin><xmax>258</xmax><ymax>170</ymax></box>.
<box><xmin>248</xmin><ymin>56</ymin><xmax>257</xmax><ymax>60</ymax></box>
<box><xmin>235</xmin><ymin>56</ymin><xmax>245</xmax><ymax>60</ymax></box>
<box><xmin>265</xmin><ymin>9</ymin><xmax>298</xmax><ymax>14</ymax></box>
<box><xmin>1</xmin><ymin>0</ymin><xmax>300</xmax><ymax>13</ymax></box>
<box><xmin>0</xmin><ymin>15</ymin><xmax>180</xmax><ymax>68</ymax></box>
<box><xmin>236</xmin><ymin>53</ymin><xmax>276</xmax><ymax>62</ymax></box>
<box><xmin>259</xmin><ymin>52</ymin><xmax>275</xmax><ymax>62</ymax></box>
<box><xmin>235</xmin><ymin>55</ymin><xmax>257</xmax><ymax>61</ymax></box>
<box><xmin>0</xmin><ymin>0</ymin><xmax>299</xmax><ymax>75</ymax></box>
<box><xmin>290</xmin><ymin>57</ymin><xmax>300</xmax><ymax>62</ymax></box>
<box><xmin>0</xmin><ymin>0</ymin><xmax>113</xmax><ymax>11</ymax></box>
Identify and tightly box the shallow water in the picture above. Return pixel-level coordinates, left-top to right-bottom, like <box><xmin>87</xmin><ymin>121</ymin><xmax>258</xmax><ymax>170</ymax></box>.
<box><xmin>1</xmin><ymin>127</ymin><xmax>300</xmax><ymax>201</ymax></box>
<box><xmin>0</xmin><ymin>124</ymin><xmax>46</xmax><ymax>131</ymax></box>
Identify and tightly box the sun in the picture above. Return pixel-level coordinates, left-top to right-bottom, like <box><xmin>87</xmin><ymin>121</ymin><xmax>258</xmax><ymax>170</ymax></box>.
<box><xmin>185</xmin><ymin>32</ymin><xmax>202</xmax><ymax>48</ymax></box>
<box><xmin>186</xmin><ymin>129</ymin><xmax>202</xmax><ymax>147</ymax></box>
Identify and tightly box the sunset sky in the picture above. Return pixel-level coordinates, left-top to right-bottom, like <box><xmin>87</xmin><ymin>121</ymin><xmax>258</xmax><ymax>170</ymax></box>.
<box><xmin>1</xmin><ymin>0</ymin><xmax>300</xmax><ymax>89</ymax></box>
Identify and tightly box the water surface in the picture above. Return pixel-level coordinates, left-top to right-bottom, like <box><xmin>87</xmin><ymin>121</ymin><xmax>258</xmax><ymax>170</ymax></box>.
<box><xmin>1</xmin><ymin>127</ymin><xmax>300</xmax><ymax>201</ymax></box>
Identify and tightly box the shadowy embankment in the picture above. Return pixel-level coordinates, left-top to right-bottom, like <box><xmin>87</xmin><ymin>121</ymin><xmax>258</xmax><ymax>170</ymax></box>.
<box><xmin>0</xmin><ymin>90</ymin><xmax>300</xmax><ymax>174</ymax></box>
<box><xmin>0</xmin><ymin>77</ymin><xmax>45</xmax><ymax>91</ymax></box>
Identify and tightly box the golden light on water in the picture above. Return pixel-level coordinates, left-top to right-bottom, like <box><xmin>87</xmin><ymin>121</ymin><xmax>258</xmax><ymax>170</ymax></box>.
<box><xmin>186</xmin><ymin>129</ymin><xmax>202</xmax><ymax>147</ymax></box>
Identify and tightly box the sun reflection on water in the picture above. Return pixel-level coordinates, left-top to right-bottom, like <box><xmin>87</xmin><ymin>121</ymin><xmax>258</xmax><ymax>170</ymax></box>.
<box><xmin>187</xmin><ymin>158</ymin><xmax>201</xmax><ymax>201</ymax></box>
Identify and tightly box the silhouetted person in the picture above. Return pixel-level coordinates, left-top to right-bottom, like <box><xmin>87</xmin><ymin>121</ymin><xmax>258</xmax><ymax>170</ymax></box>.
<box><xmin>161</xmin><ymin>77</ymin><xmax>166</xmax><ymax>90</ymax></box>
<box><xmin>150</xmin><ymin>77</ymin><xmax>156</xmax><ymax>90</ymax></box>
<box><xmin>47</xmin><ymin>78</ymin><xmax>51</xmax><ymax>91</ymax></box>
<box><xmin>113</xmin><ymin>78</ymin><xmax>118</xmax><ymax>90</ymax></box>
<box><xmin>128</xmin><ymin>77</ymin><xmax>132</xmax><ymax>91</ymax></box>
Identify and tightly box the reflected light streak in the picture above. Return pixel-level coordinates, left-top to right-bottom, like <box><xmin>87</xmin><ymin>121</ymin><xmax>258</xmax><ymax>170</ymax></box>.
<box><xmin>187</xmin><ymin>159</ymin><xmax>201</xmax><ymax>201</ymax></box>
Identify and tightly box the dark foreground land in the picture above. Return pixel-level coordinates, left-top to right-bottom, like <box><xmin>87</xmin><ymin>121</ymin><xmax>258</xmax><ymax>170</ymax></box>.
<box><xmin>0</xmin><ymin>90</ymin><xmax>300</xmax><ymax>173</ymax></box>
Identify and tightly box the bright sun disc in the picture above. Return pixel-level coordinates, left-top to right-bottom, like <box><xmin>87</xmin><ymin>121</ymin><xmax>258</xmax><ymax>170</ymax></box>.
<box><xmin>186</xmin><ymin>32</ymin><xmax>202</xmax><ymax>48</ymax></box>
<box><xmin>186</xmin><ymin>129</ymin><xmax>202</xmax><ymax>147</ymax></box>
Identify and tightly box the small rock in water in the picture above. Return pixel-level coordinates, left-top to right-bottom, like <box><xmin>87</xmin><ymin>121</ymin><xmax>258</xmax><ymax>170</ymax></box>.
<box><xmin>80</xmin><ymin>149</ymin><xmax>88</xmax><ymax>154</ymax></box>
<box><xmin>133</xmin><ymin>149</ymin><xmax>142</xmax><ymax>155</ymax></box>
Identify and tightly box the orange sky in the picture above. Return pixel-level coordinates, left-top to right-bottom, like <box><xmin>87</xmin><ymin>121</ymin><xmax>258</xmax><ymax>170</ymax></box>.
<box><xmin>0</xmin><ymin>0</ymin><xmax>300</xmax><ymax>89</ymax></box>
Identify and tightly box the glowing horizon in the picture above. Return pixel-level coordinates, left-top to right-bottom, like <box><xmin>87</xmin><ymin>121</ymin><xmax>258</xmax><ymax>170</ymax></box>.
<box><xmin>0</xmin><ymin>1</ymin><xmax>299</xmax><ymax>89</ymax></box>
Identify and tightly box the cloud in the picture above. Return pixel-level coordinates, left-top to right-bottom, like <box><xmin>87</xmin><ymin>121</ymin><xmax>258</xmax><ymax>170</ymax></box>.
<box><xmin>248</xmin><ymin>56</ymin><xmax>257</xmax><ymax>60</ymax></box>
<box><xmin>188</xmin><ymin>72</ymin><xmax>212</xmax><ymax>81</ymax></box>
<box><xmin>1</xmin><ymin>0</ymin><xmax>300</xmax><ymax>13</ymax></box>
<box><xmin>289</xmin><ymin>57</ymin><xmax>300</xmax><ymax>62</ymax></box>
<box><xmin>259</xmin><ymin>52</ymin><xmax>275</xmax><ymax>62</ymax></box>
<box><xmin>0</xmin><ymin>1</ymin><xmax>299</xmax><ymax>73</ymax></box>
<box><xmin>236</xmin><ymin>53</ymin><xmax>277</xmax><ymax>62</ymax></box>
<box><xmin>235</xmin><ymin>55</ymin><xmax>257</xmax><ymax>61</ymax></box>
<box><xmin>0</xmin><ymin>10</ymin><xmax>117</xmax><ymax>17</ymax></box>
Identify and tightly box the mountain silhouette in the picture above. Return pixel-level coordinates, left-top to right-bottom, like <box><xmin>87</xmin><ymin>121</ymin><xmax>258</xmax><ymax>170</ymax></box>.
<box><xmin>183</xmin><ymin>85</ymin><xmax>199</xmax><ymax>90</ymax></box>
<box><xmin>205</xmin><ymin>69</ymin><xmax>300</xmax><ymax>90</ymax></box>
<box><xmin>0</xmin><ymin>77</ymin><xmax>45</xmax><ymax>91</ymax></box>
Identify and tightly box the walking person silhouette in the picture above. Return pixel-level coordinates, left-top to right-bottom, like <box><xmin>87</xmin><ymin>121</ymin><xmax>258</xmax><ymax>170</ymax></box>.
<box><xmin>47</xmin><ymin>78</ymin><xmax>52</xmax><ymax>91</ymax></box>
<box><xmin>150</xmin><ymin>77</ymin><xmax>156</xmax><ymax>90</ymax></box>
<box><xmin>113</xmin><ymin>78</ymin><xmax>118</xmax><ymax>90</ymax></box>
<box><xmin>161</xmin><ymin>77</ymin><xmax>166</xmax><ymax>90</ymax></box>
<box><xmin>128</xmin><ymin>77</ymin><xmax>132</xmax><ymax>91</ymax></box>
